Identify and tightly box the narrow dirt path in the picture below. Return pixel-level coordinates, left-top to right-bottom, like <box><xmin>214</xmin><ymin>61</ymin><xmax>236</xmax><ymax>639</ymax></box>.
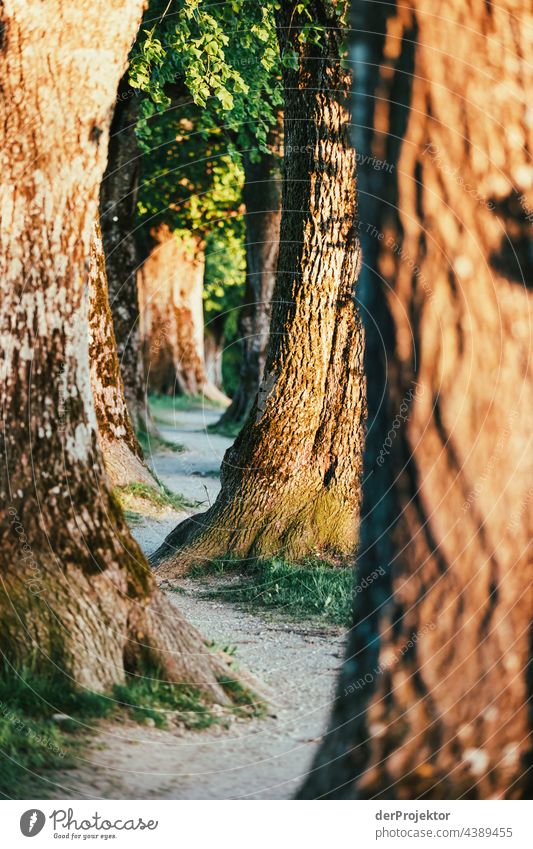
<box><xmin>50</xmin><ymin>404</ymin><xmax>344</xmax><ymax>800</ymax></box>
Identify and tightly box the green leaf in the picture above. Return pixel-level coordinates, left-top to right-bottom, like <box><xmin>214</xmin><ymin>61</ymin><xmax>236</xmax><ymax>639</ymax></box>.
<box><xmin>281</xmin><ymin>48</ymin><xmax>299</xmax><ymax>70</ymax></box>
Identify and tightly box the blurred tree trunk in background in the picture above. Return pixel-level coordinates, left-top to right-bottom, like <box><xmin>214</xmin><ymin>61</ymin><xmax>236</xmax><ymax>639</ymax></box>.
<box><xmin>138</xmin><ymin>226</ymin><xmax>229</xmax><ymax>404</ymax></box>
<box><xmin>99</xmin><ymin>75</ymin><xmax>155</xmax><ymax>434</ymax></box>
<box><xmin>216</xmin><ymin>129</ymin><xmax>282</xmax><ymax>430</ymax></box>
<box><xmin>89</xmin><ymin>221</ymin><xmax>155</xmax><ymax>487</ymax></box>
<box><xmin>152</xmin><ymin>0</ymin><xmax>366</xmax><ymax>576</ymax></box>
<box><xmin>0</xmin><ymin>0</ymin><xmax>238</xmax><ymax>699</ymax></box>
<box><xmin>301</xmin><ymin>0</ymin><xmax>533</xmax><ymax>799</ymax></box>
<box><xmin>138</xmin><ymin>229</ymin><xmax>178</xmax><ymax>397</ymax></box>
<box><xmin>204</xmin><ymin>313</ymin><xmax>226</xmax><ymax>392</ymax></box>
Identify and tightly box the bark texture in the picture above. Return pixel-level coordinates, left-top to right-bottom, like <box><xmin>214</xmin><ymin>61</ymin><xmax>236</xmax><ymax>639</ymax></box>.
<box><xmin>152</xmin><ymin>0</ymin><xmax>366</xmax><ymax>576</ymax></box>
<box><xmin>0</xmin><ymin>0</ymin><xmax>239</xmax><ymax>700</ymax></box>
<box><xmin>99</xmin><ymin>75</ymin><xmax>153</xmax><ymax>434</ymax></box>
<box><xmin>216</xmin><ymin>137</ymin><xmax>282</xmax><ymax>427</ymax></box>
<box><xmin>300</xmin><ymin>0</ymin><xmax>533</xmax><ymax>799</ymax></box>
<box><xmin>138</xmin><ymin>226</ymin><xmax>229</xmax><ymax>404</ymax></box>
<box><xmin>89</xmin><ymin>221</ymin><xmax>155</xmax><ymax>487</ymax></box>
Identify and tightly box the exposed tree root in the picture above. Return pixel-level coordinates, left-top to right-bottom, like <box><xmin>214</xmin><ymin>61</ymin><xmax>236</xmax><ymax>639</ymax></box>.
<box><xmin>151</xmin><ymin>464</ymin><xmax>359</xmax><ymax>577</ymax></box>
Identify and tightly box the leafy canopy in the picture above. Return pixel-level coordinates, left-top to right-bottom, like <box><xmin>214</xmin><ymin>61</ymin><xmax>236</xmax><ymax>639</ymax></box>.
<box><xmin>129</xmin><ymin>0</ymin><xmax>283</xmax><ymax>152</ymax></box>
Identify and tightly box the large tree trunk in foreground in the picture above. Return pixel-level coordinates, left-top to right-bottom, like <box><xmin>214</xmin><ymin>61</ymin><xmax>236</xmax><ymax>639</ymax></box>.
<box><xmin>153</xmin><ymin>0</ymin><xmax>366</xmax><ymax>576</ymax></box>
<box><xmin>99</xmin><ymin>75</ymin><xmax>154</xmax><ymax>434</ymax></box>
<box><xmin>139</xmin><ymin>226</ymin><xmax>229</xmax><ymax>404</ymax></box>
<box><xmin>216</xmin><ymin>139</ymin><xmax>282</xmax><ymax>428</ymax></box>
<box><xmin>300</xmin><ymin>0</ymin><xmax>533</xmax><ymax>799</ymax></box>
<box><xmin>0</xmin><ymin>0</ymin><xmax>237</xmax><ymax>701</ymax></box>
<box><xmin>89</xmin><ymin>222</ymin><xmax>155</xmax><ymax>488</ymax></box>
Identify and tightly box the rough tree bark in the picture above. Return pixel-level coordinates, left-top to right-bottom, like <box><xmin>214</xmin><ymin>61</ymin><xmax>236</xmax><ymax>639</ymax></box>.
<box><xmin>216</xmin><ymin>136</ymin><xmax>282</xmax><ymax>428</ymax></box>
<box><xmin>152</xmin><ymin>0</ymin><xmax>366</xmax><ymax>576</ymax></box>
<box><xmin>138</xmin><ymin>226</ymin><xmax>229</xmax><ymax>403</ymax></box>
<box><xmin>99</xmin><ymin>74</ymin><xmax>154</xmax><ymax>435</ymax></box>
<box><xmin>300</xmin><ymin>0</ymin><xmax>533</xmax><ymax>799</ymax></box>
<box><xmin>88</xmin><ymin>221</ymin><xmax>155</xmax><ymax>488</ymax></box>
<box><xmin>0</xmin><ymin>0</ymin><xmax>240</xmax><ymax>700</ymax></box>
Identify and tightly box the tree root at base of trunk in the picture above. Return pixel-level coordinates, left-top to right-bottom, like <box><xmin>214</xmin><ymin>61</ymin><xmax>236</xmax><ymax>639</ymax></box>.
<box><xmin>150</xmin><ymin>487</ymin><xmax>358</xmax><ymax>578</ymax></box>
<box><xmin>99</xmin><ymin>434</ymin><xmax>157</xmax><ymax>489</ymax></box>
<box><xmin>0</xmin><ymin>554</ymin><xmax>264</xmax><ymax>709</ymax></box>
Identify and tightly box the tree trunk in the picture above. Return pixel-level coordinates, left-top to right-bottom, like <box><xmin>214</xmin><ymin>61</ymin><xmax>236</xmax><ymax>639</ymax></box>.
<box><xmin>152</xmin><ymin>0</ymin><xmax>366</xmax><ymax>576</ymax></box>
<box><xmin>99</xmin><ymin>75</ymin><xmax>155</xmax><ymax>435</ymax></box>
<box><xmin>300</xmin><ymin>0</ymin><xmax>533</xmax><ymax>799</ymax></box>
<box><xmin>204</xmin><ymin>314</ymin><xmax>226</xmax><ymax>391</ymax></box>
<box><xmin>0</xmin><ymin>0</ymin><xmax>240</xmax><ymax>701</ymax></box>
<box><xmin>138</xmin><ymin>226</ymin><xmax>229</xmax><ymax>404</ymax></box>
<box><xmin>89</xmin><ymin>221</ymin><xmax>155</xmax><ymax>488</ymax></box>
<box><xmin>216</xmin><ymin>137</ymin><xmax>282</xmax><ymax>427</ymax></box>
<box><xmin>138</xmin><ymin>243</ymin><xmax>178</xmax><ymax>397</ymax></box>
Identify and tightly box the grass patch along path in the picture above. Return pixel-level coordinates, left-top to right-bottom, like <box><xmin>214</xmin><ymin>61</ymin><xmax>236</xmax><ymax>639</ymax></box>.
<box><xmin>194</xmin><ymin>558</ymin><xmax>353</xmax><ymax>626</ymax></box>
<box><xmin>0</xmin><ymin>665</ymin><xmax>258</xmax><ymax>799</ymax></box>
<box><xmin>114</xmin><ymin>482</ymin><xmax>198</xmax><ymax>517</ymax></box>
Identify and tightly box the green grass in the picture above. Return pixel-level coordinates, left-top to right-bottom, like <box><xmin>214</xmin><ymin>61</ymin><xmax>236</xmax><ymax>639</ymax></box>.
<box><xmin>137</xmin><ymin>429</ymin><xmax>185</xmax><ymax>456</ymax></box>
<box><xmin>195</xmin><ymin>557</ymin><xmax>354</xmax><ymax>626</ymax></box>
<box><xmin>122</xmin><ymin>510</ymin><xmax>142</xmax><ymax>525</ymax></box>
<box><xmin>114</xmin><ymin>482</ymin><xmax>199</xmax><ymax>516</ymax></box>
<box><xmin>206</xmin><ymin>640</ymin><xmax>238</xmax><ymax>657</ymax></box>
<box><xmin>112</xmin><ymin>676</ymin><xmax>218</xmax><ymax>731</ymax></box>
<box><xmin>0</xmin><ymin>667</ymin><xmax>113</xmax><ymax>798</ymax></box>
<box><xmin>216</xmin><ymin>676</ymin><xmax>267</xmax><ymax>719</ymax></box>
<box><xmin>0</xmin><ymin>665</ymin><xmax>260</xmax><ymax>798</ymax></box>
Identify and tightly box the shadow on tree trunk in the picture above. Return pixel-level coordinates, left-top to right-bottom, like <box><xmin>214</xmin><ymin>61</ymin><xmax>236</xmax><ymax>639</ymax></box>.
<box><xmin>299</xmin><ymin>0</ymin><xmax>533</xmax><ymax>800</ymax></box>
